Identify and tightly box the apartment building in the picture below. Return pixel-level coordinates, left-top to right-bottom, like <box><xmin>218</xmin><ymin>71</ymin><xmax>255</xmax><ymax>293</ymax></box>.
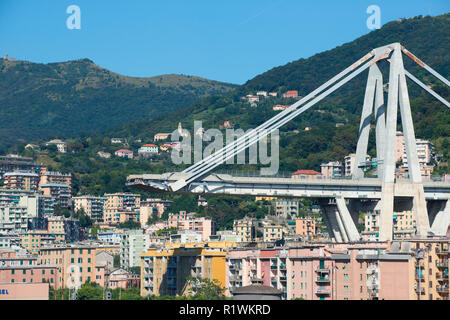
<box><xmin>223</xmin><ymin>239</ymin><xmax>449</xmax><ymax>300</ymax></box>
<box><xmin>233</xmin><ymin>218</ymin><xmax>256</xmax><ymax>242</ymax></box>
<box><xmin>120</xmin><ymin>229</ymin><xmax>149</xmax><ymax>269</ymax></box>
<box><xmin>140</xmin><ymin>242</ymin><xmax>231</xmax><ymax>297</ymax></box>
<box><xmin>0</xmin><ymin>250</ymin><xmax>60</xmax><ymax>288</ymax></box>
<box><xmin>177</xmin><ymin>217</ymin><xmax>216</xmax><ymax>241</ymax></box>
<box><xmin>364</xmin><ymin>210</ymin><xmax>416</xmax><ymax>240</ymax></box>
<box><xmin>38</xmin><ymin>244</ymin><xmax>106</xmax><ymax>288</ymax></box>
<box><xmin>39</xmin><ymin>170</ymin><xmax>72</xmax><ymax>193</ymax></box>
<box><xmin>97</xmin><ymin>229</ymin><xmax>124</xmax><ymax>245</ymax></box>
<box><xmin>39</xmin><ymin>184</ymin><xmax>70</xmax><ymax>208</ymax></box>
<box><xmin>3</xmin><ymin>172</ymin><xmax>39</xmax><ymax>191</ymax></box>
<box><xmin>47</xmin><ymin>216</ymin><xmax>82</xmax><ymax>242</ymax></box>
<box><xmin>295</xmin><ymin>218</ymin><xmax>317</xmax><ymax>238</ymax></box>
<box><xmin>168</xmin><ymin>211</ymin><xmax>193</xmax><ymax>228</ymax></box>
<box><xmin>263</xmin><ymin>226</ymin><xmax>283</xmax><ymax>242</ymax></box>
<box><xmin>21</xmin><ymin>230</ymin><xmax>65</xmax><ymax>254</ymax></box>
<box><xmin>320</xmin><ymin>161</ymin><xmax>343</xmax><ymax>179</ymax></box>
<box><xmin>73</xmin><ymin>195</ymin><xmax>105</xmax><ymax>222</ymax></box>
<box><xmin>0</xmin><ymin>155</ymin><xmax>39</xmax><ymax>177</ymax></box>
<box><xmin>344</xmin><ymin>154</ymin><xmax>371</xmax><ymax>177</ymax></box>
<box><xmin>103</xmin><ymin>193</ymin><xmax>140</xmax><ymax>225</ymax></box>
<box><xmin>275</xmin><ymin>199</ymin><xmax>299</xmax><ymax>217</ymax></box>
<box><xmin>408</xmin><ymin>239</ymin><xmax>449</xmax><ymax>300</ymax></box>
<box><xmin>0</xmin><ymin>206</ymin><xmax>28</xmax><ymax>233</ymax></box>
<box><xmin>0</xmin><ymin>189</ymin><xmax>50</xmax><ymax>233</ymax></box>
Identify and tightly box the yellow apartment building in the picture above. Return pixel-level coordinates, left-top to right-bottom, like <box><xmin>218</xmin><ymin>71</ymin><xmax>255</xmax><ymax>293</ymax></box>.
<box><xmin>408</xmin><ymin>239</ymin><xmax>449</xmax><ymax>300</ymax></box>
<box><xmin>140</xmin><ymin>241</ymin><xmax>236</xmax><ymax>297</ymax></box>
<box><xmin>233</xmin><ymin>218</ymin><xmax>256</xmax><ymax>242</ymax></box>
<box><xmin>21</xmin><ymin>230</ymin><xmax>65</xmax><ymax>254</ymax></box>
<box><xmin>263</xmin><ymin>225</ymin><xmax>283</xmax><ymax>242</ymax></box>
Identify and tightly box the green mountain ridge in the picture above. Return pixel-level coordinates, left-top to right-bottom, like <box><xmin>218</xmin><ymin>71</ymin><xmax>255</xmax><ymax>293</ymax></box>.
<box><xmin>0</xmin><ymin>57</ymin><xmax>237</xmax><ymax>151</ymax></box>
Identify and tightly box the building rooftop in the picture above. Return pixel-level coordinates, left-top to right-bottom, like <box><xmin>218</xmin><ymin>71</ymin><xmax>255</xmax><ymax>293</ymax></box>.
<box><xmin>232</xmin><ymin>284</ymin><xmax>282</xmax><ymax>295</ymax></box>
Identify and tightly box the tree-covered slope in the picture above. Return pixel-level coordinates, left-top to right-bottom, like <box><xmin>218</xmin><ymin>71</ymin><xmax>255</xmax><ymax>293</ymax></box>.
<box><xmin>0</xmin><ymin>58</ymin><xmax>236</xmax><ymax>150</ymax></box>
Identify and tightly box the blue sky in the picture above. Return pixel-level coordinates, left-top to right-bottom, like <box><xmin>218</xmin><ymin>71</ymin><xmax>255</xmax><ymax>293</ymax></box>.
<box><xmin>0</xmin><ymin>0</ymin><xmax>448</xmax><ymax>84</ymax></box>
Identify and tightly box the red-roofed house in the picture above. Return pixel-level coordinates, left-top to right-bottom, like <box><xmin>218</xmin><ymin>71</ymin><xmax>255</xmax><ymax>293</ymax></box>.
<box><xmin>115</xmin><ymin>149</ymin><xmax>134</xmax><ymax>159</ymax></box>
<box><xmin>291</xmin><ymin>170</ymin><xmax>321</xmax><ymax>179</ymax></box>
<box><xmin>138</xmin><ymin>144</ymin><xmax>158</xmax><ymax>157</ymax></box>
<box><xmin>247</xmin><ymin>95</ymin><xmax>259</xmax><ymax>103</ymax></box>
<box><xmin>159</xmin><ymin>144</ymin><xmax>173</xmax><ymax>152</ymax></box>
<box><xmin>283</xmin><ymin>90</ymin><xmax>298</xmax><ymax>98</ymax></box>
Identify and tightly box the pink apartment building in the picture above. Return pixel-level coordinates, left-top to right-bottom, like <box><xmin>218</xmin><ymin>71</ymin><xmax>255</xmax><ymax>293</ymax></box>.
<box><xmin>177</xmin><ymin>217</ymin><xmax>216</xmax><ymax>241</ymax></box>
<box><xmin>224</xmin><ymin>241</ymin><xmax>433</xmax><ymax>300</ymax></box>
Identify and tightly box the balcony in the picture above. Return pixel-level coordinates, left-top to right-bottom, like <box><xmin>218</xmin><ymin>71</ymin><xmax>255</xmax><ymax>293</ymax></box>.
<box><xmin>436</xmin><ymin>286</ymin><xmax>449</xmax><ymax>294</ymax></box>
<box><xmin>316</xmin><ymin>277</ymin><xmax>330</xmax><ymax>283</ymax></box>
<box><xmin>315</xmin><ymin>287</ymin><xmax>331</xmax><ymax>295</ymax></box>
<box><xmin>436</xmin><ymin>261</ymin><xmax>449</xmax><ymax>268</ymax></box>
<box><xmin>415</xmin><ymin>287</ymin><xmax>425</xmax><ymax>294</ymax></box>
<box><xmin>280</xmin><ymin>276</ymin><xmax>287</xmax><ymax>282</ymax></box>
<box><xmin>415</xmin><ymin>273</ymin><xmax>425</xmax><ymax>282</ymax></box>
<box><xmin>270</xmin><ymin>265</ymin><xmax>278</xmax><ymax>270</ymax></box>
<box><xmin>315</xmin><ymin>267</ymin><xmax>330</xmax><ymax>274</ymax></box>
<box><xmin>279</xmin><ymin>264</ymin><xmax>286</xmax><ymax>271</ymax></box>
<box><xmin>436</xmin><ymin>273</ymin><xmax>449</xmax><ymax>281</ymax></box>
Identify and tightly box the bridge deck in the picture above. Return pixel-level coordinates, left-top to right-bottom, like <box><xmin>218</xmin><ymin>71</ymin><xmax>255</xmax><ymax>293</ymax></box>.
<box><xmin>126</xmin><ymin>173</ymin><xmax>450</xmax><ymax>200</ymax></box>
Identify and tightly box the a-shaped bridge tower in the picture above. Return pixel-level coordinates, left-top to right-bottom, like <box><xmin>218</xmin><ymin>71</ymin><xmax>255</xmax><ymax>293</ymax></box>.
<box><xmin>127</xmin><ymin>43</ymin><xmax>450</xmax><ymax>242</ymax></box>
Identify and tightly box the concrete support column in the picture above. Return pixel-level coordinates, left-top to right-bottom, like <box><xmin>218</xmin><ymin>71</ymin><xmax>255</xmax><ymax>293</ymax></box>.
<box><xmin>411</xmin><ymin>184</ymin><xmax>431</xmax><ymax>236</ymax></box>
<box><xmin>354</xmin><ymin>64</ymin><xmax>378</xmax><ymax>179</ymax></box>
<box><xmin>335</xmin><ymin>198</ymin><xmax>360</xmax><ymax>242</ymax></box>
<box><xmin>379</xmin><ymin>44</ymin><xmax>401</xmax><ymax>241</ymax></box>
<box><xmin>374</xmin><ymin>67</ymin><xmax>386</xmax><ymax>179</ymax></box>
<box><xmin>321</xmin><ymin>202</ymin><xmax>343</xmax><ymax>242</ymax></box>
<box><xmin>431</xmin><ymin>200</ymin><xmax>450</xmax><ymax>236</ymax></box>
<box><xmin>379</xmin><ymin>183</ymin><xmax>394</xmax><ymax>241</ymax></box>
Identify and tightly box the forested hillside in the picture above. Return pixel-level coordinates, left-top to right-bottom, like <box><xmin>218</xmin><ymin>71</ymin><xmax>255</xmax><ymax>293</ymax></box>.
<box><xmin>0</xmin><ymin>58</ymin><xmax>236</xmax><ymax>151</ymax></box>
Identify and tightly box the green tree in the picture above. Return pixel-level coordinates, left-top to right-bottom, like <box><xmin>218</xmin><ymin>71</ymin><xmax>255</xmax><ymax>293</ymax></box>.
<box><xmin>186</xmin><ymin>276</ymin><xmax>226</xmax><ymax>300</ymax></box>
<box><xmin>76</xmin><ymin>282</ymin><xmax>103</xmax><ymax>300</ymax></box>
<box><xmin>118</xmin><ymin>220</ymin><xmax>141</xmax><ymax>229</ymax></box>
